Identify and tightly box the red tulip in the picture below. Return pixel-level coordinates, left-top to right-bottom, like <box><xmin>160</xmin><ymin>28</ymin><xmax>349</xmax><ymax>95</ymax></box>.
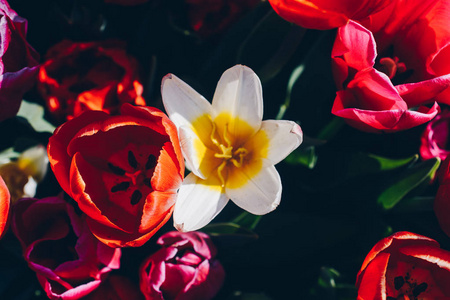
<box><xmin>47</xmin><ymin>104</ymin><xmax>184</xmax><ymax>247</ymax></box>
<box><xmin>0</xmin><ymin>176</ymin><xmax>10</xmax><ymax>239</ymax></box>
<box><xmin>357</xmin><ymin>231</ymin><xmax>450</xmax><ymax>299</ymax></box>
<box><xmin>331</xmin><ymin>21</ymin><xmax>445</xmax><ymax>132</ymax></box>
<box><xmin>12</xmin><ymin>195</ymin><xmax>121</xmax><ymax>300</ymax></box>
<box><xmin>420</xmin><ymin>110</ymin><xmax>450</xmax><ymax>161</ymax></box>
<box><xmin>267</xmin><ymin>0</ymin><xmax>392</xmax><ymax>30</ymax></box>
<box><xmin>38</xmin><ymin>40</ymin><xmax>145</xmax><ymax>123</ymax></box>
<box><xmin>0</xmin><ymin>0</ymin><xmax>39</xmax><ymax>122</ymax></box>
<box><xmin>139</xmin><ymin>231</ymin><xmax>225</xmax><ymax>300</ymax></box>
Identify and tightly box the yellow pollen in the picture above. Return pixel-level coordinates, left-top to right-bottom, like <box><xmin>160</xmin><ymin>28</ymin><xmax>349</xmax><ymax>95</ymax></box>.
<box><xmin>210</xmin><ymin>122</ymin><xmax>248</xmax><ymax>187</ymax></box>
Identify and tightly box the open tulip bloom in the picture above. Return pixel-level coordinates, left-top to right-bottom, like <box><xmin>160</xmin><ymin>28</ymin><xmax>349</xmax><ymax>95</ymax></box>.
<box><xmin>162</xmin><ymin>65</ymin><xmax>303</xmax><ymax>232</ymax></box>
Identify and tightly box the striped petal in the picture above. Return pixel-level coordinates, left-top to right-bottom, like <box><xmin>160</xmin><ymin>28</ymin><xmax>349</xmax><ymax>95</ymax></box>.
<box><xmin>173</xmin><ymin>173</ymin><xmax>229</xmax><ymax>232</ymax></box>
<box><xmin>226</xmin><ymin>165</ymin><xmax>282</xmax><ymax>215</ymax></box>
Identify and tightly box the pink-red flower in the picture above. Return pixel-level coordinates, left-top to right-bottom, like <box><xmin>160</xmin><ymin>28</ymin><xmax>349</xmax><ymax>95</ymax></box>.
<box><xmin>38</xmin><ymin>40</ymin><xmax>145</xmax><ymax>122</ymax></box>
<box><xmin>0</xmin><ymin>0</ymin><xmax>40</xmax><ymax>122</ymax></box>
<box><xmin>420</xmin><ymin>110</ymin><xmax>450</xmax><ymax>161</ymax></box>
<box><xmin>11</xmin><ymin>195</ymin><xmax>121</xmax><ymax>300</ymax></box>
<box><xmin>139</xmin><ymin>231</ymin><xmax>225</xmax><ymax>300</ymax></box>
<box><xmin>267</xmin><ymin>0</ymin><xmax>392</xmax><ymax>30</ymax></box>
<box><xmin>185</xmin><ymin>0</ymin><xmax>260</xmax><ymax>37</ymax></box>
<box><xmin>0</xmin><ymin>176</ymin><xmax>10</xmax><ymax>239</ymax></box>
<box><xmin>356</xmin><ymin>231</ymin><xmax>450</xmax><ymax>299</ymax></box>
<box><xmin>47</xmin><ymin>103</ymin><xmax>184</xmax><ymax>247</ymax></box>
<box><xmin>331</xmin><ymin>21</ymin><xmax>445</xmax><ymax>132</ymax></box>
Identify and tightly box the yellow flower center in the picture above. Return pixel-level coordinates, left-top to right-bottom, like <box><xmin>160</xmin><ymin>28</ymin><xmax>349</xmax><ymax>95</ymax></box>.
<box><xmin>210</xmin><ymin>121</ymin><xmax>250</xmax><ymax>187</ymax></box>
<box><xmin>191</xmin><ymin>112</ymin><xmax>269</xmax><ymax>189</ymax></box>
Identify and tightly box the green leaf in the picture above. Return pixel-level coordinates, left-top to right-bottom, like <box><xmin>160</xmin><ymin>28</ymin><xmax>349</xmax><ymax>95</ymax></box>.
<box><xmin>201</xmin><ymin>222</ymin><xmax>258</xmax><ymax>239</ymax></box>
<box><xmin>276</xmin><ymin>63</ymin><xmax>305</xmax><ymax>120</ymax></box>
<box><xmin>17</xmin><ymin>100</ymin><xmax>56</xmax><ymax>133</ymax></box>
<box><xmin>369</xmin><ymin>153</ymin><xmax>419</xmax><ymax>171</ymax></box>
<box><xmin>321</xmin><ymin>152</ymin><xmax>418</xmax><ymax>188</ymax></box>
<box><xmin>231</xmin><ymin>211</ymin><xmax>262</xmax><ymax>230</ymax></box>
<box><xmin>377</xmin><ymin>158</ymin><xmax>440</xmax><ymax>210</ymax></box>
<box><xmin>285</xmin><ymin>145</ymin><xmax>318</xmax><ymax>169</ymax></box>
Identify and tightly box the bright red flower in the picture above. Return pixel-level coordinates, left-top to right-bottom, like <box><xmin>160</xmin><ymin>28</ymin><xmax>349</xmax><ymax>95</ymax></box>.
<box><xmin>331</xmin><ymin>21</ymin><xmax>445</xmax><ymax>132</ymax></box>
<box><xmin>365</xmin><ymin>0</ymin><xmax>450</xmax><ymax>105</ymax></box>
<box><xmin>356</xmin><ymin>231</ymin><xmax>450</xmax><ymax>299</ymax></box>
<box><xmin>0</xmin><ymin>176</ymin><xmax>10</xmax><ymax>239</ymax></box>
<box><xmin>47</xmin><ymin>104</ymin><xmax>184</xmax><ymax>247</ymax></box>
<box><xmin>0</xmin><ymin>0</ymin><xmax>40</xmax><ymax>122</ymax></box>
<box><xmin>11</xmin><ymin>195</ymin><xmax>121</xmax><ymax>300</ymax></box>
<box><xmin>267</xmin><ymin>0</ymin><xmax>392</xmax><ymax>30</ymax></box>
<box><xmin>38</xmin><ymin>40</ymin><xmax>146</xmax><ymax>123</ymax></box>
<box><xmin>139</xmin><ymin>231</ymin><xmax>225</xmax><ymax>300</ymax></box>
<box><xmin>186</xmin><ymin>0</ymin><xmax>260</xmax><ymax>37</ymax></box>
<box><xmin>420</xmin><ymin>110</ymin><xmax>450</xmax><ymax>161</ymax></box>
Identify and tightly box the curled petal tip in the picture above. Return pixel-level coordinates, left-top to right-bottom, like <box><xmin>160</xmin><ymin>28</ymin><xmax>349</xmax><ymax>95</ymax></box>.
<box><xmin>291</xmin><ymin>122</ymin><xmax>303</xmax><ymax>140</ymax></box>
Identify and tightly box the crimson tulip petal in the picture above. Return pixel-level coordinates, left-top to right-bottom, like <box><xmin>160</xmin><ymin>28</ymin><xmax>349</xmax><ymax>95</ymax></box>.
<box><xmin>38</xmin><ymin>40</ymin><xmax>144</xmax><ymax>122</ymax></box>
<box><xmin>0</xmin><ymin>1</ymin><xmax>39</xmax><ymax>122</ymax></box>
<box><xmin>397</xmin><ymin>73</ymin><xmax>450</xmax><ymax>107</ymax></box>
<box><xmin>333</xmin><ymin>95</ymin><xmax>439</xmax><ymax>132</ymax></box>
<box><xmin>268</xmin><ymin>0</ymin><xmax>392</xmax><ymax>30</ymax></box>
<box><xmin>333</xmin><ymin>21</ymin><xmax>377</xmax><ymax>82</ymax></box>
<box><xmin>49</xmin><ymin>103</ymin><xmax>184</xmax><ymax>247</ymax></box>
<box><xmin>48</xmin><ymin>110</ymin><xmax>109</xmax><ymax>194</ymax></box>
<box><xmin>139</xmin><ymin>191</ymin><xmax>176</xmax><ymax>232</ymax></box>
<box><xmin>357</xmin><ymin>232</ymin><xmax>450</xmax><ymax>299</ymax></box>
<box><xmin>0</xmin><ymin>176</ymin><xmax>10</xmax><ymax>239</ymax></box>
<box><xmin>12</xmin><ymin>196</ymin><xmax>121</xmax><ymax>299</ymax></box>
<box><xmin>139</xmin><ymin>231</ymin><xmax>224</xmax><ymax>300</ymax></box>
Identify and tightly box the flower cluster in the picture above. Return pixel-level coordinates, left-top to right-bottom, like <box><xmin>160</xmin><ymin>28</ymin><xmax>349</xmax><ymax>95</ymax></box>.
<box><xmin>3</xmin><ymin>0</ymin><xmax>450</xmax><ymax>299</ymax></box>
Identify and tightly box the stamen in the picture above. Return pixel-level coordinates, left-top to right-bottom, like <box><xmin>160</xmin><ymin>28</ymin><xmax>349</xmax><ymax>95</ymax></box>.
<box><xmin>215</xmin><ymin>144</ymin><xmax>233</xmax><ymax>159</ymax></box>
<box><xmin>108</xmin><ymin>163</ymin><xmax>125</xmax><ymax>176</ymax></box>
<box><xmin>232</xmin><ymin>148</ymin><xmax>248</xmax><ymax>167</ymax></box>
<box><xmin>130</xmin><ymin>190</ymin><xmax>142</xmax><ymax>205</ymax></box>
<box><xmin>216</xmin><ymin>161</ymin><xmax>227</xmax><ymax>187</ymax></box>
<box><xmin>111</xmin><ymin>181</ymin><xmax>130</xmax><ymax>192</ymax></box>
<box><xmin>210</xmin><ymin>121</ymin><xmax>220</xmax><ymax>147</ymax></box>
<box><xmin>128</xmin><ymin>151</ymin><xmax>138</xmax><ymax>169</ymax></box>
<box><xmin>222</xmin><ymin>123</ymin><xmax>232</xmax><ymax>147</ymax></box>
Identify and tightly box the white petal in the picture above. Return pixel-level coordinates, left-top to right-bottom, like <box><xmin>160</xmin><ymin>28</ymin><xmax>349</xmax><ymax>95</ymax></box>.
<box><xmin>173</xmin><ymin>173</ymin><xmax>229</xmax><ymax>232</ymax></box>
<box><xmin>212</xmin><ymin>65</ymin><xmax>263</xmax><ymax>137</ymax></box>
<box><xmin>18</xmin><ymin>145</ymin><xmax>49</xmax><ymax>182</ymax></box>
<box><xmin>23</xmin><ymin>176</ymin><xmax>37</xmax><ymax>198</ymax></box>
<box><xmin>254</xmin><ymin>120</ymin><xmax>303</xmax><ymax>165</ymax></box>
<box><xmin>226</xmin><ymin>165</ymin><xmax>282</xmax><ymax>215</ymax></box>
<box><xmin>178</xmin><ymin>126</ymin><xmax>220</xmax><ymax>179</ymax></box>
<box><xmin>161</xmin><ymin>73</ymin><xmax>213</xmax><ymax>129</ymax></box>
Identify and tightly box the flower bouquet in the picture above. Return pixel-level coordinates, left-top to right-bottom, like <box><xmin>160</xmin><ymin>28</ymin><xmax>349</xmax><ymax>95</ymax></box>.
<box><xmin>1</xmin><ymin>0</ymin><xmax>450</xmax><ymax>299</ymax></box>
